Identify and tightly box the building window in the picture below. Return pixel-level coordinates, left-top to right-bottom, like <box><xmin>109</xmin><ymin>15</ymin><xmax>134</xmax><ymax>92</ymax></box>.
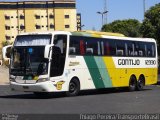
<box><xmin>11</xmin><ymin>16</ymin><xmax>13</xmax><ymax>18</ymax></box>
<box><xmin>20</xmin><ymin>25</ymin><xmax>25</xmax><ymax>30</ymax></box>
<box><xmin>5</xmin><ymin>35</ymin><xmax>11</xmax><ymax>40</ymax></box>
<box><xmin>41</xmin><ymin>16</ymin><xmax>44</xmax><ymax>18</ymax></box>
<box><xmin>49</xmin><ymin>14</ymin><xmax>54</xmax><ymax>19</ymax></box>
<box><xmin>65</xmin><ymin>15</ymin><xmax>69</xmax><ymax>19</ymax></box>
<box><xmin>5</xmin><ymin>15</ymin><xmax>10</xmax><ymax>20</ymax></box>
<box><xmin>50</xmin><ymin>24</ymin><xmax>54</xmax><ymax>29</ymax></box>
<box><xmin>12</xmin><ymin>36</ymin><xmax>14</xmax><ymax>38</ymax></box>
<box><xmin>11</xmin><ymin>26</ymin><xmax>14</xmax><ymax>28</ymax></box>
<box><xmin>35</xmin><ymin>15</ymin><xmax>40</xmax><ymax>19</ymax></box>
<box><xmin>65</xmin><ymin>25</ymin><xmax>70</xmax><ymax>28</ymax></box>
<box><xmin>77</xmin><ymin>13</ymin><xmax>82</xmax><ymax>31</ymax></box>
<box><xmin>20</xmin><ymin>15</ymin><xmax>25</xmax><ymax>19</ymax></box>
<box><xmin>35</xmin><ymin>25</ymin><xmax>41</xmax><ymax>29</ymax></box>
<box><xmin>5</xmin><ymin>26</ymin><xmax>10</xmax><ymax>30</ymax></box>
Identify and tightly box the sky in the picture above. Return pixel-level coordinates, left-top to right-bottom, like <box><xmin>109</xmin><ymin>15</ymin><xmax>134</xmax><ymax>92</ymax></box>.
<box><xmin>76</xmin><ymin>0</ymin><xmax>160</xmax><ymax>31</ymax></box>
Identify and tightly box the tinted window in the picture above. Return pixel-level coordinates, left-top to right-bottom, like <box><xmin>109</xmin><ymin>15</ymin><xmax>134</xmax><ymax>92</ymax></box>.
<box><xmin>137</xmin><ymin>42</ymin><xmax>146</xmax><ymax>57</ymax></box>
<box><xmin>69</xmin><ymin>36</ymin><xmax>156</xmax><ymax>58</ymax></box>
<box><xmin>14</xmin><ymin>35</ymin><xmax>52</xmax><ymax>46</ymax></box>
<box><xmin>69</xmin><ymin>36</ymin><xmax>100</xmax><ymax>56</ymax></box>
<box><xmin>102</xmin><ymin>39</ymin><xmax>116</xmax><ymax>56</ymax></box>
<box><xmin>85</xmin><ymin>38</ymin><xmax>99</xmax><ymax>56</ymax></box>
<box><xmin>146</xmin><ymin>42</ymin><xmax>156</xmax><ymax>57</ymax></box>
<box><xmin>69</xmin><ymin>36</ymin><xmax>80</xmax><ymax>55</ymax></box>
<box><xmin>126</xmin><ymin>41</ymin><xmax>134</xmax><ymax>56</ymax></box>
<box><xmin>50</xmin><ymin>35</ymin><xmax>67</xmax><ymax>77</ymax></box>
<box><xmin>116</xmin><ymin>40</ymin><xmax>125</xmax><ymax>56</ymax></box>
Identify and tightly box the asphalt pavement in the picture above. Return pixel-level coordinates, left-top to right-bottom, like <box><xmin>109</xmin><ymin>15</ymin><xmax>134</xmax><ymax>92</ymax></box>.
<box><xmin>0</xmin><ymin>84</ymin><xmax>160</xmax><ymax>114</ymax></box>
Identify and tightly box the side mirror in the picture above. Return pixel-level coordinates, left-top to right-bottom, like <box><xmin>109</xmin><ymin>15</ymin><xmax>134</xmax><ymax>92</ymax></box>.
<box><xmin>2</xmin><ymin>45</ymin><xmax>12</xmax><ymax>66</ymax></box>
<box><xmin>2</xmin><ymin>45</ymin><xmax>12</xmax><ymax>60</ymax></box>
<box><xmin>44</xmin><ymin>44</ymin><xmax>54</xmax><ymax>59</ymax></box>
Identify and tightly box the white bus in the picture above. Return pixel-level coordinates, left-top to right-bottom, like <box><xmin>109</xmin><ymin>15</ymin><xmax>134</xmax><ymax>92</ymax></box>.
<box><xmin>3</xmin><ymin>31</ymin><xmax>158</xmax><ymax>96</ymax></box>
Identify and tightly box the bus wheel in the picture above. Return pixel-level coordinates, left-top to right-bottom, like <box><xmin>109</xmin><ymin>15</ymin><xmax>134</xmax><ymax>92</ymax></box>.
<box><xmin>66</xmin><ymin>78</ymin><xmax>80</xmax><ymax>97</ymax></box>
<box><xmin>137</xmin><ymin>76</ymin><xmax>145</xmax><ymax>91</ymax></box>
<box><xmin>129</xmin><ymin>76</ymin><xmax>137</xmax><ymax>91</ymax></box>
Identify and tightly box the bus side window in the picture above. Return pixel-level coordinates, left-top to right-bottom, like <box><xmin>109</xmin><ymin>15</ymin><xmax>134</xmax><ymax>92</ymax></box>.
<box><xmin>80</xmin><ymin>40</ymin><xmax>85</xmax><ymax>55</ymax></box>
<box><xmin>101</xmin><ymin>41</ymin><xmax>104</xmax><ymax>55</ymax></box>
<box><xmin>104</xmin><ymin>39</ymin><xmax>116</xmax><ymax>56</ymax></box>
<box><xmin>134</xmin><ymin>42</ymin><xmax>139</xmax><ymax>56</ymax></box>
<box><xmin>146</xmin><ymin>42</ymin><xmax>155</xmax><ymax>57</ymax></box>
<box><xmin>54</xmin><ymin>35</ymin><xmax>67</xmax><ymax>55</ymax></box>
<box><xmin>116</xmin><ymin>40</ymin><xmax>125</xmax><ymax>56</ymax></box>
<box><xmin>138</xmin><ymin>42</ymin><xmax>145</xmax><ymax>57</ymax></box>
<box><xmin>69</xmin><ymin>47</ymin><xmax>76</xmax><ymax>54</ymax></box>
<box><xmin>126</xmin><ymin>41</ymin><xmax>134</xmax><ymax>56</ymax></box>
<box><xmin>69</xmin><ymin>36</ymin><xmax>80</xmax><ymax>55</ymax></box>
<box><xmin>152</xmin><ymin>44</ymin><xmax>156</xmax><ymax>57</ymax></box>
<box><xmin>85</xmin><ymin>38</ymin><xmax>98</xmax><ymax>56</ymax></box>
<box><xmin>97</xmin><ymin>41</ymin><xmax>101</xmax><ymax>55</ymax></box>
<box><xmin>125</xmin><ymin>43</ymin><xmax>128</xmax><ymax>56</ymax></box>
<box><xmin>104</xmin><ymin>41</ymin><xmax>110</xmax><ymax>56</ymax></box>
<box><xmin>86</xmin><ymin>48</ymin><xmax>93</xmax><ymax>55</ymax></box>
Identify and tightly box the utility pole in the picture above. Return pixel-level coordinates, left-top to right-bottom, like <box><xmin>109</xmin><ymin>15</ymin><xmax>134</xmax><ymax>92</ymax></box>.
<box><xmin>97</xmin><ymin>11</ymin><xmax>108</xmax><ymax>27</ymax></box>
<box><xmin>143</xmin><ymin>0</ymin><xmax>146</xmax><ymax>19</ymax></box>
<box><xmin>104</xmin><ymin>0</ymin><xmax>108</xmax><ymax>24</ymax></box>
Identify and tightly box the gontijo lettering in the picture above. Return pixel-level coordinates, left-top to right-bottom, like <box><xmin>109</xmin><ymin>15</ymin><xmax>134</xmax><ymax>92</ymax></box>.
<box><xmin>118</xmin><ymin>59</ymin><xmax>140</xmax><ymax>65</ymax></box>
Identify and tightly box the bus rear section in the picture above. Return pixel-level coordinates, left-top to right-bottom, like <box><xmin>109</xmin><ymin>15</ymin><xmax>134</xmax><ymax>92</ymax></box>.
<box><xmin>67</xmin><ymin>33</ymin><xmax>158</xmax><ymax>93</ymax></box>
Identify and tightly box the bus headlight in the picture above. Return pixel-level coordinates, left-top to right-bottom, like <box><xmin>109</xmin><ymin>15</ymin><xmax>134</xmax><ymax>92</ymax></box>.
<box><xmin>10</xmin><ymin>75</ymin><xmax>16</xmax><ymax>82</ymax></box>
<box><xmin>37</xmin><ymin>78</ymin><xmax>49</xmax><ymax>83</ymax></box>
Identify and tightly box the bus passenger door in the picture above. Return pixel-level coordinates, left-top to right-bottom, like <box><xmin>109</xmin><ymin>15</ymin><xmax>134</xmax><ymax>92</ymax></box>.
<box><xmin>50</xmin><ymin>35</ymin><xmax>67</xmax><ymax>78</ymax></box>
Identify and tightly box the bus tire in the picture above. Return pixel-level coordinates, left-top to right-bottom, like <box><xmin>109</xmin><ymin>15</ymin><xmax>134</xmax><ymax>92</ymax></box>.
<box><xmin>66</xmin><ymin>78</ymin><xmax>80</xmax><ymax>97</ymax></box>
<box><xmin>129</xmin><ymin>76</ymin><xmax>137</xmax><ymax>91</ymax></box>
<box><xmin>137</xmin><ymin>75</ymin><xmax>145</xmax><ymax>91</ymax></box>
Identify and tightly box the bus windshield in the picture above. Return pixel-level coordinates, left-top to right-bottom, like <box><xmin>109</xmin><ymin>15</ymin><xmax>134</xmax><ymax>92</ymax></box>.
<box><xmin>14</xmin><ymin>35</ymin><xmax>51</xmax><ymax>46</ymax></box>
<box><xmin>10</xmin><ymin>34</ymin><xmax>52</xmax><ymax>76</ymax></box>
<box><xmin>10</xmin><ymin>46</ymin><xmax>48</xmax><ymax>76</ymax></box>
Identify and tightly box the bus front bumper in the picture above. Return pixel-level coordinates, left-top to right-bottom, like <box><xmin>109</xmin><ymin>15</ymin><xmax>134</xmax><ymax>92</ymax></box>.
<box><xmin>10</xmin><ymin>81</ymin><xmax>67</xmax><ymax>92</ymax></box>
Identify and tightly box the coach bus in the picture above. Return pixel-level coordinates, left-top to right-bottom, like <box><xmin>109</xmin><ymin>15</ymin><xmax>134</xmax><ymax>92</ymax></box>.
<box><xmin>4</xmin><ymin>31</ymin><xmax>158</xmax><ymax>96</ymax></box>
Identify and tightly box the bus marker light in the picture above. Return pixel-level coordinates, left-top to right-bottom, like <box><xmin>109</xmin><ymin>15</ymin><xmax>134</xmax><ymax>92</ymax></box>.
<box><xmin>33</xmin><ymin>76</ymin><xmax>39</xmax><ymax>80</ymax></box>
<box><xmin>54</xmin><ymin>81</ymin><xmax>65</xmax><ymax>90</ymax></box>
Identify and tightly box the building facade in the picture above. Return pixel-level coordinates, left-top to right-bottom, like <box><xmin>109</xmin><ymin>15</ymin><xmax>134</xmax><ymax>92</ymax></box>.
<box><xmin>0</xmin><ymin>0</ymin><xmax>77</xmax><ymax>58</ymax></box>
<box><xmin>77</xmin><ymin>13</ymin><xmax>82</xmax><ymax>31</ymax></box>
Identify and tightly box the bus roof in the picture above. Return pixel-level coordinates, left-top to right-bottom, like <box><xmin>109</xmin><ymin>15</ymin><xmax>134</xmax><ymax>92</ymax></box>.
<box><xmin>71</xmin><ymin>30</ymin><xmax>125</xmax><ymax>37</ymax></box>
<box><xmin>17</xmin><ymin>30</ymin><xmax>156</xmax><ymax>43</ymax></box>
<box><xmin>71</xmin><ymin>31</ymin><xmax>156</xmax><ymax>43</ymax></box>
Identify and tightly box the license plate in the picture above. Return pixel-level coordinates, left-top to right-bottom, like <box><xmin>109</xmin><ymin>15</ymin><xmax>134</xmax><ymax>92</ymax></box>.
<box><xmin>23</xmin><ymin>86</ymin><xmax>29</xmax><ymax>89</ymax></box>
<box><xmin>23</xmin><ymin>76</ymin><xmax>32</xmax><ymax>80</ymax></box>
<box><xmin>16</xmin><ymin>76</ymin><xmax>24</xmax><ymax>80</ymax></box>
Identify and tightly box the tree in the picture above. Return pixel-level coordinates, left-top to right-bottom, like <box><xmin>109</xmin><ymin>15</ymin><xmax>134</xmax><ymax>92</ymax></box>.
<box><xmin>102</xmin><ymin>19</ymin><xmax>142</xmax><ymax>37</ymax></box>
<box><xmin>141</xmin><ymin>3</ymin><xmax>160</xmax><ymax>53</ymax></box>
<box><xmin>2</xmin><ymin>41</ymin><xmax>12</xmax><ymax>47</ymax></box>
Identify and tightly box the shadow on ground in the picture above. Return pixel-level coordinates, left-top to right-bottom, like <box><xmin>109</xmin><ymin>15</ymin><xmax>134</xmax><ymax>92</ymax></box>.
<box><xmin>0</xmin><ymin>87</ymin><xmax>152</xmax><ymax>99</ymax></box>
<box><xmin>156</xmin><ymin>81</ymin><xmax>160</xmax><ymax>85</ymax></box>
